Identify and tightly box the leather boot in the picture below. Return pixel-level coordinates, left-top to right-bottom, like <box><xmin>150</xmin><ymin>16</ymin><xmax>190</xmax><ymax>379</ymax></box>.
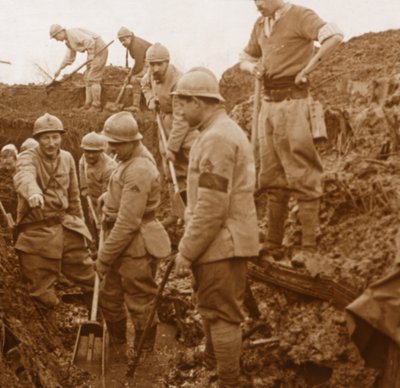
<box><xmin>259</xmin><ymin>189</ymin><xmax>290</xmax><ymax>261</ymax></box>
<box><xmin>124</xmin><ymin>92</ymin><xmax>141</xmax><ymax>113</ymax></box>
<box><xmin>106</xmin><ymin>318</ymin><xmax>127</xmax><ymax>344</ymax></box>
<box><xmin>82</xmin><ymin>85</ymin><xmax>92</xmax><ymax>109</ymax></box>
<box><xmin>291</xmin><ymin>199</ymin><xmax>320</xmax><ymax>268</ymax></box>
<box><xmin>210</xmin><ymin>320</ymin><xmax>241</xmax><ymax>388</ymax></box>
<box><xmin>298</xmin><ymin>199</ymin><xmax>320</xmax><ymax>248</ymax></box>
<box><xmin>89</xmin><ymin>84</ymin><xmax>102</xmax><ymax>112</ymax></box>
<box><xmin>106</xmin><ymin>319</ymin><xmax>127</xmax><ymax>362</ymax></box>
<box><xmin>134</xmin><ymin>325</ymin><xmax>157</xmax><ymax>352</ymax></box>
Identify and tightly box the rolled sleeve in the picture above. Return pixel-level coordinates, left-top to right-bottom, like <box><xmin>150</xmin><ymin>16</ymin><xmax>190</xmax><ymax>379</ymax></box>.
<box><xmin>13</xmin><ymin>150</ymin><xmax>42</xmax><ymax>200</ymax></box>
<box><xmin>318</xmin><ymin>22</ymin><xmax>344</xmax><ymax>43</ymax></box>
<box><xmin>242</xmin><ymin>18</ymin><xmax>263</xmax><ymax>59</ymax></box>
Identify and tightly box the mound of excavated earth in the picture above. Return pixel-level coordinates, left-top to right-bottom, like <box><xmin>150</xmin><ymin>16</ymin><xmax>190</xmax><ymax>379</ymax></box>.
<box><xmin>0</xmin><ymin>30</ymin><xmax>400</xmax><ymax>387</ymax></box>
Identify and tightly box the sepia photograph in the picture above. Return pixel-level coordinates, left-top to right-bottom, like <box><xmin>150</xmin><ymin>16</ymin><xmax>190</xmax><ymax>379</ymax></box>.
<box><xmin>0</xmin><ymin>0</ymin><xmax>399</xmax><ymax>386</ymax></box>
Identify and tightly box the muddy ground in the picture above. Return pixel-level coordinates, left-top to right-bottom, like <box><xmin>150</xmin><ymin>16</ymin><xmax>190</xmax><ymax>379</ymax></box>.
<box><xmin>1</xmin><ymin>29</ymin><xmax>400</xmax><ymax>387</ymax></box>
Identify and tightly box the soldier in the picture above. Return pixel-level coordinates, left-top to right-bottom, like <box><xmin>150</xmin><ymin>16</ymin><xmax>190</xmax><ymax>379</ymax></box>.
<box><xmin>94</xmin><ymin>112</ymin><xmax>171</xmax><ymax>356</ymax></box>
<box><xmin>78</xmin><ymin>131</ymin><xmax>117</xmax><ymax>223</ymax></box>
<box><xmin>240</xmin><ymin>0</ymin><xmax>344</xmax><ymax>265</ymax></box>
<box><xmin>117</xmin><ymin>26</ymin><xmax>151</xmax><ymax>112</ymax></box>
<box><xmin>173</xmin><ymin>69</ymin><xmax>259</xmax><ymax>387</ymax></box>
<box><xmin>19</xmin><ymin>138</ymin><xmax>38</xmax><ymax>153</ymax></box>
<box><xmin>141</xmin><ymin>42</ymin><xmax>198</xmax><ymax>226</ymax></box>
<box><xmin>0</xmin><ymin>144</ymin><xmax>18</xmax><ymax>173</ymax></box>
<box><xmin>49</xmin><ymin>24</ymin><xmax>108</xmax><ymax>112</ymax></box>
<box><xmin>13</xmin><ymin>113</ymin><xmax>95</xmax><ymax>309</ymax></box>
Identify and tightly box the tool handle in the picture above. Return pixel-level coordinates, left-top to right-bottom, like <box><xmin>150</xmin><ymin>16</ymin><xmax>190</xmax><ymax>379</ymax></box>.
<box><xmin>115</xmin><ymin>66</ymin><xmax>137</xmax><ymax>104</ymax></box>
<box><xmin>156</xmin><ymin>114</ymin><xmax>180</xmax><ymax>193</ymax></box>
<box><xmin>251</xmin><ymin>77</ymin><xmax>262</xmax><ymax>150</ymax></box>
<box><xmin>90</xmin><ymin>273</ymin><xmax>100</xmax><ymax>321</ymax></box>
<box><xmin>0</xmin><ymin>200</ymin><xmax>15</xmax><ymax>228</ymax></box>
<box><xmin>86</xmin><ymin>196</ymin><xmax>99</xmax><ymax>226</ymax></box>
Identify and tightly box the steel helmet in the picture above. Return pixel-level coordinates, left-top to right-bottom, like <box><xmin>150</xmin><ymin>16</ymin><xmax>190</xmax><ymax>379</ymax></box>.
<box><xmin>145</xmin><ymin>43</ymin><xmax>170</xmax><ymax>62</ymax></box>
<box><xmin>80</xmin><ymin>131</ymin><xmax>106</xmax><ymax>151</ymax></box>
<box><xmin>49</xmin><ymin>24</ymin><xmax>64</xmax><ymax>39</ymax></box>
<box><xmin>20</xmin><ymin>138</ymin><xmax>38</xmax><ymax>152</ymax></box>
<box><xmin>1</xmin><ymin>144</ymin><xmax>18</xmax><ymax>156</ymax></box>
<box><xmin>171</xmin><ymin>69</ymin><xmax>225</xmax><ymax>102</ymax></box>
<box><xmin>102</xmin><ymin>112</ymin><xmax>143</xmax><ymax>143</ymax></box>
<box><xmin>117</xmin><ymin>26</ymin><xmax>133</xmax><ymax>39</ymax></box>
<box><xmin>32</xmin><ymin>113</ymin><xmax>64</xmax><ymax>138</ymax></box>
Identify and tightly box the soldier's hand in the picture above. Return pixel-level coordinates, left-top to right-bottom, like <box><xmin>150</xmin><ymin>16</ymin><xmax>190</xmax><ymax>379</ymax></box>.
<box><xmin>28</xmin><ymin>194</ymin><xmax>44</xmax><ymax>209</ymax></box>
<box><xmin>148</xmin><ymin>97</ymin><xmax>160</xmax><ymax>111</ymax></box>
<box><xmin>295</xmin><ymin>69</ymin><xmax>308</xmax><ymax>85</ymax></box>
<box><xmin>175</xmin><ymin>253</ymin><xmax>192</xmax><ymax>277</ymax></box>
<box><xmin>165</xmin><ymin>149</ymin><xmax>176</xmax><ymax>163</ymax></box>
<box><xmin>94</xmin><ymin>260</ymin><xmax>108</xmax><ymax>280</ymax></box>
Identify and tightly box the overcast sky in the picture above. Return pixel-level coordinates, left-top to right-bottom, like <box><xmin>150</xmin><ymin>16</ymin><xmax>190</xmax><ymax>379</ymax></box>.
<box><xmin>0</xmin><ymin>0</ymin><xmax>399</xmax><ymax>84</ymax></box>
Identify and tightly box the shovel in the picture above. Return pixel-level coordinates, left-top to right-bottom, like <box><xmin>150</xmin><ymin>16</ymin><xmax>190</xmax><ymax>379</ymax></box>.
<box><xmin>156</xmin><ymin>113</ymin><xmax>186</xmax><ymax>220</ymax></box>
<box><xmin>72</xmin><ymin>272</ymin><xmax>106</xmax><ymax>375</ymax></box>
<box><xmin>104</xmin><ymin>65</ymin><xmax>136</xmax><ymax>112</ymax></box>
<box><xmin>47</xmin><ymin>40</ymin><xmax>114</xmax><ymax>89</ymax></box>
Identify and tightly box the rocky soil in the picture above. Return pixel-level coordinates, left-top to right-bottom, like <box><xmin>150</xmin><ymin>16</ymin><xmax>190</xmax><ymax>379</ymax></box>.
<box><xmin>0</xmin><ymin>29</ymin><xmax>400</xmax><ymax>387</ymax></box>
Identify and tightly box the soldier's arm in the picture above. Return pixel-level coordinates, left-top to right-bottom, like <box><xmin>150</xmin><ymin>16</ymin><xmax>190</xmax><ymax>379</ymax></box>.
<box><xmin>140</xmin><ymin>70</ymin><xmax>156</xmax><ymax>107</ymax></box>
<box><xmin>13</xmin><ymin>150</ymin><xmax>42</xmax><ymax>200</ymax></box>
<box><xmin>99</xmin><ymin>162</ymin><xmax>151</xmax><ymax>266</ymax></box>
<box><xmin>178</xmin><ymin>134</ymin><xmax>235</xmax><ymax>262</ymax></box>
<box><xmin>239</xmin><ymin>17</ymin><xmax>263</xmax><ymax>75</ymax></box>
<box><xmin>59</xmin><ymin>48</ymin><xmax>76</xmax><ymax>70</ymax></box>
<box><xmin>100</xmin><ymin>159</ymin><xmax>117</xmax><ymax>197</ymax></box>
<box><xmin>167</xmin><ymin>97</ymin><xmax>191</xmax><ymax>153</ymax></box>
<box><xmin>78</xmin><ymin>156</ymin><xmax>88</xmax><ymax>197</ymax></box>
<box><xmin>67</xmin><ymin>154</ymin><xmax>84</xmax><ymax>218</ymax></box>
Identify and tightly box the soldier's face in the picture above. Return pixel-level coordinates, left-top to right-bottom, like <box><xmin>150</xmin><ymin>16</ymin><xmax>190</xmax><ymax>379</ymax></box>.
<box><xmin>178</xmin><ymin>97</ymin><xmax>202</xmax><ymax>127</ymax></box>
<box><xmin>37</xmin><ymin>132</ymin><xmax>62</xmax><ymax>159</ymax></box>
<box><xmin>54</xmin><ymin>31</ymin><xmax>66</xmax><ymax>41</ymax></box>
<box><xmin>107</xmin><ymin>142</ymin><xmax>134</xmax><ymax>161</ymax></box>
<box><xmin>84</xmin><ymin>150</ymin><xmax>102</xmax><ymax>165</ymax></box>
<box><xmin>119</xmin><ymin>36</ymin><xmax>132</xmax><ymax>48</ymax></box>
<box><xmin>254</xmin><ymin>0</ymin><xmax>283</xmax><ymax>17</ymax></box>
<box><xmin>149</xmin><ymin>61</ymin><xmax>169</xmax><ymax>81</ymax></box>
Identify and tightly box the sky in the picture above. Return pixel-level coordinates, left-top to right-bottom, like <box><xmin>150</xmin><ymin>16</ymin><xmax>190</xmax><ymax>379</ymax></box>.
<box><xmin>0</xmin><ymin>0</ymin><xmax>399</xmax><ymax>84</ymax></box>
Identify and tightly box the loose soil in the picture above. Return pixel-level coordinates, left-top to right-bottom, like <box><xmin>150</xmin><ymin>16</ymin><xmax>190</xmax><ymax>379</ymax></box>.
<box><xmin>0</xmin><ymin>29</ymin><xmax>400</xmax><ymax>387</ymax></box>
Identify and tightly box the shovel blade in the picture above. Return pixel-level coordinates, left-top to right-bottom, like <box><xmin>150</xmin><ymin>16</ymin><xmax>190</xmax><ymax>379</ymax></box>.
<box><xmin>104</xmin><ymin>102</ymin><xmax>123</xmax><ymax>112</ymax></box>
<box><xmin>171</xmin><ymin>191</ymin><xmax>186</xmax><ymax>220</ymax></box>
<box><xmin>72</xmin><ymin>321</ymin><xmax>105</xmax><ymax>375</ymax></box>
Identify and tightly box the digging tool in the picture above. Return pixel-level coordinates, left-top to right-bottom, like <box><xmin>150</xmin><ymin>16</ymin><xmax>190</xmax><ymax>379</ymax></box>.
<box><xmin>251</xmin><ymin>77</ymin><xmax>262</xmax><ymax>151</ymax></box>
<box><xmin>0</xmin><ymin>199</ymin><xmax>15</xmax><ymax>229</ymax></box>
<box><xmin>86</xmin><ymin>196</ymin><xmax>99</xmax><ymax>244</ymax></box>
<box><xmin>156</xmin><ymin>113</ymin><xmax>186</xmax><ymax>220</ymax></box>
<box><xmin>72</xmin><ymin>272</ymin><xmax>105</xmax><ymax>375</ymax></box>
<box><xmin>127</xmin><ymin>258</ymin><xmax>175</xmax><ymax>378</ymax></box>
<box><xmin>47</xmin><ymin>40</ymin><xmax>114</xmax><ymax>89</ymax></box>
<box><xmin>0</xmin><ymin>60</ymin><xmax>11</xmax><ymax>65</ymax></box>
<box><xmin>104</xmin><ymin>66</ymin><xmax>136</xmax><ymax>112</ymax></box>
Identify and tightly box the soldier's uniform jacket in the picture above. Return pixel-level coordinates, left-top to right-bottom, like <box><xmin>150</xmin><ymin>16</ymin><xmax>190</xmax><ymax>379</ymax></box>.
<box><xmin>178</xmin><ymin>109</ymin><xmax>259</xmax><ymax>264</ymax></box>
<box><xmin>79</xmin><ymin>152</ymin><xmax>117</xmax><ymax>203</ymax></box>
<box><xmin>127</xmin><ymin>35</ymin><xmax>151</xmax><ymax>76</ymax></box>
<box><xmin>141</xmin><ymin>63</ymin><xmax>198</xmax><ymax>153</ymax></box>
<box><xmin>13</xmin><ymin>147</ymin><xmax>91</xmax><ymax>258</ymax></box>
<box><xmin>61</xmin><ymin>28</ymin><xmax>105</xmax><ymax>68</ymax></box>
<box><xmin>99</xmin><ymin>144</ymin><xmax>171</xmax><ymax>266</ymax></box>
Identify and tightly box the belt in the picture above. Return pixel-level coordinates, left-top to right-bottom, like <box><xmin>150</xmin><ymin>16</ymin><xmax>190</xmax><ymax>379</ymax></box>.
<box><xmin>102</xmin><ymin>211</ymin><xmax>156</xmax><ymax>231</ymax></box>
<box><xmin>264</xmin><ymin>87</ymin><xmax>309</xmax><ymax>102</ymax></box>
<box><xmin>17</xmin><ymin>215</ymin><xmax>62</xmax><ymax>233</ymax></box>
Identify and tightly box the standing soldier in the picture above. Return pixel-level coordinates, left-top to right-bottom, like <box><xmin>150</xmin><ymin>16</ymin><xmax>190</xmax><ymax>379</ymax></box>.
<box><xmin>141</xmin><ymin>42</ymin><xmax>198</xmax><ymax>226</ymax></box>
<box><xmin>94</xmin><ymin>112</ymin><xmax>171</xmax><ymax>357</ymax></box>
<box><xmin>13</xmin><ymin>113</ymin><xmax>95</xmax><ymax>309</ymax></box>
<box><xmin>240</xmin><ymin>0</ymin><xmax>344</xmax><ymax>265</ymax></box>
<box><xmin>78</xmin><ymin>131</ymin><xmax>117</xmax><ymax>224</ymax></box>
<box><xmin>117</xmin><ymin>27</ymin><xmax>151</xmax><ymax>112</ymax></box>
<box><xmin>50</xmin><ymin>24</ymin><xmax>109</xmax><ymax>112</ymax></box>
<box><xmin>173</xmin><ymin>69</ymin><xmax>259</xmax><ymax>388</ymax></box>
